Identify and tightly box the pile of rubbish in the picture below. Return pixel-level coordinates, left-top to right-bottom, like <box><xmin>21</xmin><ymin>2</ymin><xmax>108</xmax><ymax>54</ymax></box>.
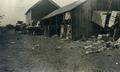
<box><xmin>67</xmin><ymin>34</ymin><xmax>120</xmax><ymax>55</ymax></box>
<box><xmin>84</xmin><ymin>40</ymin><xmax>120</xmax><ymax>55</ymax></box>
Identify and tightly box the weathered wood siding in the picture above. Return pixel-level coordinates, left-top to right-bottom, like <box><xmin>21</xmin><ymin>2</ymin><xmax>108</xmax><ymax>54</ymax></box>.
<box><xmin>26</xmin><ymin>0</ymin><xmax>59</xmax><ymax>26</ymax></box>
<box><xmin>91</xmin><ymin>0</ymin><xmax>120</xmax><ymax>11</ymax></box>
<box><xmin>26</xmin><ymin>10</ymin><xmax>32</xmax><ymax>25</ymax></box>
<box><xmin>71</xmin><ymin>0</ymin><xmax>120</xmax><ymax>40</ymax></box>
<box><xmin>32</xmin><ymin>0</ymin><xmax>59</xmax><ymax>20</ymax></box>
<box><xmin>71</xmin><ymin>1</ymin><xmax>92</xmax><ymax>40</ymax></box>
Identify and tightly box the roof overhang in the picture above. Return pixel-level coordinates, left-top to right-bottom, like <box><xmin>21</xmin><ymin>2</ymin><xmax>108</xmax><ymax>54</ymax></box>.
<box><xmin>42</xmin><ymin>0</ymin><xmax>87</xmax><ymax>20</ymax></box>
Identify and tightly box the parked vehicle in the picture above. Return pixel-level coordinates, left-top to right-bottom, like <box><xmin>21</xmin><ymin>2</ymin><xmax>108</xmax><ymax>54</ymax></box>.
<box><xmin>26</xmin><ymin>26</ymin><xmax>43</xmax><ymax>35</ymax></box>
<box><xmin>15</xmin><ymin>21</ymin><xmax>26</xmax><ymax>34</ymax></box>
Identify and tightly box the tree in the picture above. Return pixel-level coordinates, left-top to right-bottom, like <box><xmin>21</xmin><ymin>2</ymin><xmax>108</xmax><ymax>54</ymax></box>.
<box><xmin>5</xmin><ymin>24</ymin><xmax>14</xmax><ymax>29</ymax></box>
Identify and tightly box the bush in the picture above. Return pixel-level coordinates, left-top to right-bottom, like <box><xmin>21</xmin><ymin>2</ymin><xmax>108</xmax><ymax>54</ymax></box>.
<box><xmin>5</xmin><ymin>24</ymin><xmax>14</xmax><ymax>29</ymax></box>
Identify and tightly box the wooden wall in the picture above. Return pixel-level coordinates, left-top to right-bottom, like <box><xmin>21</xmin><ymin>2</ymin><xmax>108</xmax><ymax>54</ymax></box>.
<box><xmin>71</xmin><ymin>1</ymin><xmax>92</xmax><ymax>40</ymax></box>
<box><xmin>26</xmin><ymin>10</ymin><xmax>32</xmax><ymax>25</ymax></box>
<box><xmin>71</xmin><ymin>0</ymin><xmax>120</xmax><ymax>40</ymax></box>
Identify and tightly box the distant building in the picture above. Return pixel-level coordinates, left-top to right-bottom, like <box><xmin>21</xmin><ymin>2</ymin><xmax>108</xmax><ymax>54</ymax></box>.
<box><xmin>41</xmin><ymin>0</ymin><xmax>120</xmax><ymax>40</ymax></box>
<box><xmin>25</xmin><ymin>0</ymin><xmax>60</xmax><ymax>26</ymax></box>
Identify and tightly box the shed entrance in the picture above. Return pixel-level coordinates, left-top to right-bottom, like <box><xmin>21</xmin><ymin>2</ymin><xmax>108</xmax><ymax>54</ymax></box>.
<box><xmin>60</xmin><ymin>12</ymin><xmax>72</xmax><ymax>40</ymax></box>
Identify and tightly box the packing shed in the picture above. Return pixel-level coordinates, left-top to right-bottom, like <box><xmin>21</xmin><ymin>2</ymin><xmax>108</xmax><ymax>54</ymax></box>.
<box><xmin>42</xmin><ymin>0</ymin><xmax>120</xmax><ymax>40</ymax></box>
<box><xmin>25</xmin><ymin>0</ymin><xmax>60</xmax><ymax>26</ymax></box>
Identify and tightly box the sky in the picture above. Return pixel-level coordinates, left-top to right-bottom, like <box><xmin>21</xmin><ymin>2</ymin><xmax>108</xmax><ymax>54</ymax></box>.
<box><xmin>0</xmin><ymin>0</ymin><xmax>78</xmax><ymax>26</ymax></box>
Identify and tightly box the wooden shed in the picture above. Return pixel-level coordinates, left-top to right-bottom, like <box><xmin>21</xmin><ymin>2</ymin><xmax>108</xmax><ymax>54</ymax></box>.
<box><xmin>42</xmin><ymin>0</ymin><xmax>120</xmax><ymax>40</ymax></box>
<box><xmin>25</xmin><ymin>0</ymin><xmax>60</xmax><ymax>26</ymax></box>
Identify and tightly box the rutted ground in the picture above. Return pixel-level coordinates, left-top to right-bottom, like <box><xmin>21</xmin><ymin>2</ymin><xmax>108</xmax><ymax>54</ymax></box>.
<box><xmin>0</xmin><ymin>30</ymin><xmax>120</xmax><ymax>72</ymax></box>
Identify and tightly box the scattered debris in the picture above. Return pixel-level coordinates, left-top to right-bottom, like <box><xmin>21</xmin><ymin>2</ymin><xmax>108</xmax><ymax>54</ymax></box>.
<box><xmin>66</xmin><ymin>35</ymin><xmax>120</xmax><ymax>55</ymax></box>
<box><xmin>97</xmin><ymin>34</ymin><xmax>110</xmax><ymax>41</ymax></box>
<box><xmin>117</xmin><ymin>38</ymin><xmax>120</xmax><ymax>43</ymax></box>
<box><xmin>85</xmin><ymin>51</ymin><xmax>94</xmax><ymax>55</ymax></box>
<box><xmin>57</xmin><ymin>46</ymin><xmax>62</xmax><ymax>49</ymax></box>
<box><xmin>106</xmin><ymin>41</ymin><xmax>112</xmax><ymax>48</ymax></box>
<box><xmin>97</xmin><ymin>46</ymin><xmax>106</xmax><ymax>52</ymax></box>
<box><xmin>116</xmin><ymin>62</ymin><xmax>119</xmax><ymax>65</ymax></box>
<box><xmin>56</xmin><ymin>46</ymin><xmax>62</xmax><ymax>53</ymax></box>
<box><xmin>32</xmin><ymin>47</ymin><xmax>35</xmax><ymax>50</ymax></box>
<box><xmin>84</xmin><ymin>45</ymin><xmax>92</xmax><ymax>49</ymax></box>
<box><xmin>113</xmin><ymin>43</ymin><xmax>119</xmax><ymax>49</ymax></box>
<box><xmin>35</xmin><ymin>44</ymin><xmax>40</xmax><ymax>47</ymax></box>
<box><xmin>97</xmin><ymin>35</ymin><xmax>103</xmax><ymax>40</ymax></box>
<box><xmin>10</xmin><ymin>42</ymin><xmax>16</xmax><ymax>44</ymax></box>
<box><xmin>52</xmin><ymin>34</ymin><xmax>58</xmax><ymax>38</ymax></box>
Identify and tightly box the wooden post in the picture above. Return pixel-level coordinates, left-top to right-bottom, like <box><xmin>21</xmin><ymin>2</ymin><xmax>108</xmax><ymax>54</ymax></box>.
<box><xmin>55</xmin><ymin>16</ymin><xmax>58</xmax><ymax>35</ymax></box>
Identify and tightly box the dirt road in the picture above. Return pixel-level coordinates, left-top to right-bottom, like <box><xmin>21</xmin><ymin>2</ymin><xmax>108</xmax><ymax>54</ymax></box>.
<box><xmin>0</xmin><ymin>30</ymin><xmax>120</xmax><ymax>72</ymax></box>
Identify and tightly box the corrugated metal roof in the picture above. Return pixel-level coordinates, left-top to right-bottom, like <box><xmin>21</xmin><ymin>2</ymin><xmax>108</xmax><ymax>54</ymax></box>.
<box><xmin>25</xmin><ymin>0</ymin><xmax>60</xmax><ymax>15</ymax></box>
<box><xmin>42</xmin><ymin>0</ymin><xmax>86</xmax><ymax>20</ymax></box>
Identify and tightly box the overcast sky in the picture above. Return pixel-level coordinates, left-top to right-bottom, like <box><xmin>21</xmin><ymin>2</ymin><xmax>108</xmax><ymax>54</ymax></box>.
<box><xmin>0</xmin><ymin>0</ymin><xmax>78</xmax><ymax>25</ymax></box>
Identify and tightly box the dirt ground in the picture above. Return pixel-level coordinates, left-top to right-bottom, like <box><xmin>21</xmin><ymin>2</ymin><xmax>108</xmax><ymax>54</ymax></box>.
<box><xmin>0</xmin><ymin>29</ymin><xmax>120</xmax><ymax>72</ymax></box>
